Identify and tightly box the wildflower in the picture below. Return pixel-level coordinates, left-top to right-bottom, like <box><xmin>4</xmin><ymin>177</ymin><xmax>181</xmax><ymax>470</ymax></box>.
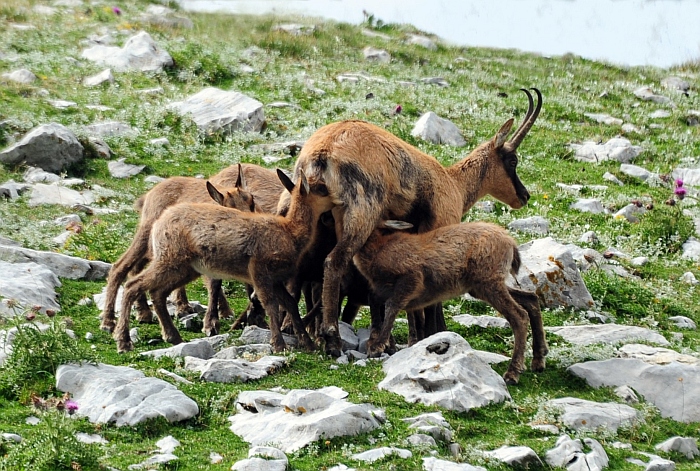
<box><xmin>66</xmin><ymin>400</ymin><xmax>79</xmax><ymax>415</ymax></box>
<box><xmin>25</xmin><ymin>312</ymin><xmax>36</xmax><ymax>321</ymax></box>
<box><xmin>46</xmin><ymin>309</ymin><xmax>56</xmax><ymax>318</ymax></box>
<box><xmin>112</xmin><ymin>6</ymin><xmax>121</xmax><ymax>15</ymax></box>
<box><xmin>394</xmin><ymin>104</ymin><xmax>402</xmax><ymax>114</ymax></box>
<box><xmin>675</xmin><ymin>187</ymin><xmax>687</xmax><ymax>199</ymax></box>
<box><xmin>675</xmin><ymin>178</ymin><xmax>684</xmax><ymax>188</ymax></box>
<box><xmin>31</xmin><ymin>305</ymin><xmax>42</xmax><ymax>312</ymax></box>
<box><xmin>665</xmin><ymin>198</ymin><xmax>676</xmax><ymax>206</ymax></box>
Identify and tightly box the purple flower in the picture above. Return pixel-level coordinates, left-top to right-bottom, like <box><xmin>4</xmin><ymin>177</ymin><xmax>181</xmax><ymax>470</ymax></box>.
<box><xmin>112</xmin><ymin>6</ymin><xmax>122</xmax><ymax>15</ymax></box>
<box><xmin>66</xmin><ymin>400</ymin><xmax>79</xmax><ymax>415</ymax></box>
<box><xmin>394</xmin><ymin>104</ymin><xmax>402</xmax><ymax>114</ymax></box>
<box><xmin>675</xmin><ymin>187</ymin><xmax>687</xmax><ymax>199</ymax></box>
<box><xmin>675</xmin><ymin>179</ymin><xmax>684</xmax><ymax>188</ymax></box>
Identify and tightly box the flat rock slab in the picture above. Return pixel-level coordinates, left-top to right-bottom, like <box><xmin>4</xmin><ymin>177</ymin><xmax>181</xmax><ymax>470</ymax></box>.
<box><xmin>542</xmin><ymin>397</ymin><xmax>639</xmax><ymax>432</ymax></box>
<box><xmin>546</xmin><ymin>324</ymin><xmax>669</xmax><ymax>346</ymax></box>
<box><xmin>655</xmin><ymin>436</ymin><xmax>699</xmax><ymax>459</ymax></box>
<box><xmin>351</xmin><ymin>447</ymin><xmax>412</xmax><ymax>462</ymax></box>
<box><xmin>56</xmin><ymin>363</ymin><xmax>199</xmax><ymax>426</ymax></box>
<box><xmin>184</xmin><ymin>355</ymin><xmax>287</xmax><ymax>382</ymax></box>
<box><xmin>411</xmin><ymin>112</ymin><xmax>466</xmax><ymax>146</ymax></box>
<box><xmin>508</xmin><ymin>216</ymin><xmax>550</xmax><ymax>235</ymax></box>
<box><xmin>453</xmin><ymin>313</ymin><xmax>510</xmax><ymax>329</ymax></box>
<box><xmin>28</xmin><ymin>183</ymin><xmax>96</xmax><ymax>207</ymax></box>
<box><xmin>514</xmin><ymin>237</ymin><xmax>594</xmax><ymax>310</ymax></box>
<box><xmin>618</xmin><ymin>344</ymin><xmax>699</xmax><ymax>365</ymax></box>
<box><xmin>484</xmin><ymin>445</ymin><xmax>542</xmax><ymax>467</ymax></box>
<box><xmin>568</xmin><ymin>358</ymin><xmax>700</xmax><ymax>422</ymax></box>
<box><xmin>108</xmin><ymin>158</ymin><xmax>145</xmax><ymax>178</ymax></box>
<box><xmin>422</xmin><ymin>457</ymin><xmax>487</xmax><ymax>471</ymax></box>
<box><xmin>402</xmin><ymin>411</ymin><xmax>453</xmax><ymax>442</ymax></box>
<box><xmin>0</xmin><ymin>261</ymin><xmax>61</xmax><ymax>316</ymax></box>
<box><xmin>169</xmin><ymin>87</ymin><xmax>265</xmax><ymax>135</ymax></box>
<box><xmin>0</xmin><ymin>244</ymin><xmax>110</xmax><ymax>281</ymax></box>
<box><xmin>84</xmin><ymin>121</ymin><xmax>137</xmax><ymax>138</ymax></box>
<box><xmin>545</xmin><ymin>435</ymin><xmax>609</xmax><ymax>471</ymax></box>
<box><xmin>570</xmin><ymin>137</ymin><xmax>642</xmax><ymax>163</ymax></box>
<box><xmin>378</xmin><ymin>331</ymin><xmax>510</xmax><ymax>412</ymax></box>
<box><xmin>141</xmin><ymin>338</ymin><xmax>215</xmax><ymax>360</ymax></box>
<box><xmin>81</xmin><ymin>31</ymin><xmax>173</xmax><ymax>72</ymax></box>
<box><xmin>237</xmin><ymin>325</ymin><xmax>298</xmax><ymax>347</ymax></box>
<box><xmin>229</xmin><ymin>387</ymin><xmax>384</xmax><ymax>453</ymax></box>
<box><xmin>0</xmin><ymin>123</ymin><xmax>83</xmax><ymax>173</ymax></box>
<box><xmin>673</xmin><ymin>168</ymin><xmax>700</xmax><ymax>187</ymax></box>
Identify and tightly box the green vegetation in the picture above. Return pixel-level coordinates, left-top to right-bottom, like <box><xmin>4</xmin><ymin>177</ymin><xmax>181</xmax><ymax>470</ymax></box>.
<box><xmin>0</xmin><ymin>0</ymin><xmax>699</xmax><ymax>469</ymax></box>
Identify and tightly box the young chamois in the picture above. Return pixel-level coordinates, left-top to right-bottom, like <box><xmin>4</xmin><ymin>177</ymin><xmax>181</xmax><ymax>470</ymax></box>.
<box><xmin>113</xmin><ymin>170</ymin><xmax>333</xmax><ymax>353</ymax></box>
<box><xmin>286</xmin><ymin>88</ymin><xmax>542</xmax><ymax>356</ymax></box>
<box><xmin>100</xmin><ymin>163</ymin><xmax>283</xmax><ymax>337</ymax></box>
<box><xmin>354</xmin><ymin>220</ymin><xmax>548</xmax><ymax>385</ymax></box>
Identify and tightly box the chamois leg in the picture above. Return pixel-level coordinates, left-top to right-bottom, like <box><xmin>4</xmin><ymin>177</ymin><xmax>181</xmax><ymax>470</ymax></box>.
<box><xmin>471</xmin><ymin>283</ymin><xmax>529</xmax><ymax>385</ymax></box>
<box><xmin>230</xmin><ymin>284</ymin><xmax>268</xmax><ymax>330</ymax></box>
<box><xmin>216</xmin><ymin>281</ymin><xmax>234</xmax><ymax>320</ymax></box>
<box><xmin>202</xmin><ymin>277</ymin><xmax>221</xmax><ymax>336</ymax></box>
<box><xmin>171</xmin><ymin>286</ymin><xmax>193</xmax><ymax>317</ymax></box>
<box><xmin>320</xmin><ymin>205</ymin><xmax>377</xmax><ymax>357</ymax></box>
<box><xmin>278</xmin><ymin>287</ymin><xmax>315</xmax><ymax>352</ymax></box>
<box><xmin>150</xmin><ymin>285</ymin><xmax>186</xmax><ymax>347</ymax></box>
<box><xmin>133</xmin><ymin>257</ymin><xmax>156</xmax><ymax>324</ymax></box>
<box><xmin>101</xmin><ymin>231</ymin><xmax>151</xmax><ymax>332</ymax></box>
<box><xmin>510</xmin><ymin>288</ymin><xmax>548</xmax><ymax>372</ymax></box>
<box><xmin>407</xmin><ymin>309</ymin><xmax>424</xmax><ymax>346</ymax></box>
<box><xmin>253</xmin><ymin>284</ymin><xmax>286</xmax><ymax>353</ymax></box>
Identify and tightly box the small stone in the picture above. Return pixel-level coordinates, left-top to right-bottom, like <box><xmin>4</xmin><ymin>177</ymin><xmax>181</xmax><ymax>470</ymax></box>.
<box><xmin>668</xmin><ymin>315</ymin><xmax>696</xmax><ymax>329</ymax></box>
<box><xmin>1</xmin><ymin>69</ymin><xmax>37</xmax><ymax>84</ymax></box>
<box><xmin>83</xmin><ymin>69</ymin><xmax>114</xmax><ymax>87</ymax></box>
<box><xmin>679</xmin><ymin>272</ymin><xmax>698</xmax><ymax>285</ymax></box>
<box><xmin>579</xmin><ymin>231</ymin><xmax>599</xmax><ymax>244</ymax></box>
<box><xmin>363</xmin><ymin>46</ymin><xmax>391</xmax><ymax>63</ymax></box>
<box><xmin>603</xmin><ymin>172</ymin><xmax>624</xmax><ymax>186</ymax></box>
<box><xmin>650</xmin><ymin>110</ymin><xmax>671</xmax><ymax>119</ymax></box>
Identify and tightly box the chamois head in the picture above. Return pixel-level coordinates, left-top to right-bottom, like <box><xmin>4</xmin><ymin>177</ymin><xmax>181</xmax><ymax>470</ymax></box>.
<box><xmin>473</xmin><ymin>88</ymin><xmax>541</xmax><ymax>209</ymax></box>
<box><xmin>206</xmin><ymin>164</ymin><xmax>257</xmax><ymax>212</ymax></box>
<box><xmin>277</xmin><ymin>168</ymin><xmax>333</xmax><ymax>218</ymax></box>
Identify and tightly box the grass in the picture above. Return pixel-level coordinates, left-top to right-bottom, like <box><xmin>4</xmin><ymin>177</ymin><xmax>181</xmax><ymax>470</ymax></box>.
<box><xmin>0</xmin><ymin>0</ymin><xmax>699</xmax><ymax>469</ymax></box>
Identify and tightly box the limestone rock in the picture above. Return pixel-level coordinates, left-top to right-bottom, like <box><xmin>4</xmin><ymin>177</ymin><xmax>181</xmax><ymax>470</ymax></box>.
<box><xmin>272</xmin><ymin>24</ymin><xmax>315</xmax><ymax>35</ymax></box>
<box><xmin>411</xmin><ymin>112</ymin><xmax>466</xmax><ymax>147</ymax></box>
<box><xmin>141</xmin><ymin>338</ymin><xmax>215</xmax><ymax>360</ymax></box>
<box><xmin>83</xmin><ymin>68</ymin><xmax>114</xmax><ymax>87</ymax></box>
<box><xmin>184</xmin><ymin>355</ymin><xmax>286</xmax><ymax>383</ymax></box>
<box><xmin>508</xmin><ymin>216</ymin><xmax>549</xmax><ymax>235</ymax></box>
<box><xmin>238</xmin><ymin>325</ymin><xmax>298</xmax><ymax>347</ymax></box>
<box><xmin>84</xmin><ymin>121</ymin><xmax>137</xmax><ymax>138</ymax></box>
<box><xmin>422</xmin><ymin>457</ymin><xmax>486</xmax><ymax>471</ymax></box>
<box><xmin>669</xmin><ymin>315</ymin><xmax>696</xmax><ymax>329</ymax></box>
<box><xmin>81</xmin><ymin>31</ymin><xmax>173</xmax><ymax>72</ymax></box>
<box><xmin>571</xmin><ymin>198</ymin><xmax>604</xmax><ymax>214</ymax></box>
<box><xmin>570</xmin><ymin>138</ymin><xmax>643</xmax><ymax>163</ymax></box>
<box><xmin>452</xmin><ymin>314</ymin><xmax>509</xmax><ymax>329</ymax></box>
<box><xmin>682</xmin><ymin>237</ymin><xmax>700</xmax><ymax>261</ymax></box>
<box><xmin>620</xmin><ymin>163</ymin><xmax>653</xmax><ymax>181</ymax></box>
<box><xmin>1</xmin><ymin>68</ymin><xmax>36</xmax><ymax>84</ymax></box>
<box><xmin>232</xmin><ymin>446</ymin><xmax>288</xmax><ymax>471</ymax></box>
<box><xmin>378</xmin><ymin>332</ymin><xmax>510</xmax><ymax>412</ymax></box>
<box><xmin>661</xmin><ymin>76</ymin><xmax>690</xmax><ymax>92</ymax></box>
<box><xmin>673</xmin><ymin>168</ymin><xmax>700</xmax><ymax>187</ymax></box>
<box><xmin>108</xmin><ymin>158</ymin><xmax>145</xmax><ymax>178</ymax></box>
<box><xmin>545</xmin><ymin>435</ymin><xmax>609</xmax><ymax>471</ymax></box>
<box><xmin>0</xmin><ymin>243</ymin><xmax>110</xmax><ymax>281</ymax></box>
<box><xmin>407</xmin><ymin>34</ymin><xmax>437</xmax><ymax>50</ymax></box>
<box><xmin>655</xmin><ymin>437</ymin><xmax>699</xmax><ymax>459</ymax></box>
<box><xmin>543</xmin><ymin>398</ymin><xmax>639</xmax><ymax>432</ymax></box>
<box><xmin>56</xmin><ymin>363</ymin><xmax>199</xmax><ymax>426</ymax></box>
<box><xmin>169</xmin><ymin>87</ymin><xmax>265</xmax><ymax>135</ymax></box>
<box><xmin>618</xmin><ymin>344</ymin><xmax>699</xmax><ymax>365</ymax></box>
<box><xmin>402</xmin><ymin>411</ymin><xmax>453</xmax><ymax>443</ymax></box>
<box><xmin>546</xmin><ymin>324</ymin><xmax>669</xmax><ymax>346</ymax></box>
<box><xmin>0</xmin><ymin>180</ymin><xmax>30</xmax><ymax>199</ymax></box>
<box><xmin>351</xmin><ymin>447</ymin><xmax>412</xmax><ymax>462</ymax></box>
<box><xmin>0</xmin><ymin>261</ymin><xmax>61</xmax><ymax>315</ymax></box>
<box><xmin>514</xmin><ymin>237</ymin><xmax>595</xmax><ymax>310</ymax></box>
<box><xmin>634</xmin><ymin>86</ymin><xmax>671</xmax><ymax>104</ymax></box>
<box><xmin>229</xmin><ymin>387</ymin><xmax>384</xmax><ymax>452</ymax></box>
<box><xmin>363</xmin><ymin>46</ymin><xmax>390</xmax><ymax>63</ymax></box>
<box><xmin>0</xmin><ymin>123</ymin><xmax>83</xmax><ymax>173</ymax></box>
<box><xmin>584</xmin><ymin>113</ymin><xmax>623</xmax><ymax>125</ymax></box>
<box><xmin>485</xmin><ymin>445</ymin><xmax>542</xmax><ymax>467</ymax></box>
<box><xmin>568</xmin><ymin>358</ymin><xmax>700</xmax><ymax>422</ymax></box>
<box><xmin>214</xmin><ymin>344</ymin><xmax>273</xmax><ymax>359</ymax></box>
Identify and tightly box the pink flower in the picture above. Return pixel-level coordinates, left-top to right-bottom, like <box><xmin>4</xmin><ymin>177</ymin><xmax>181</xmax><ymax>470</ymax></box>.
<box><xmin>66</xmin><ymin>400</ymin><xmax>79</xmax><ymax>415</ymax></box>
<box><xmin>394</xmin><ymin>104</ymin><xmax>402</xmax><ymax>114</ymax></box>
<box><xmin>675</xmin><ymin>187</ymin><xmax>687</xmax><ymax>199</ymax></box>
<box><xmin>112</xmin><ymin>6</ymin><xmax>122</xmax><ymax>15</ymax></box>
<box><xmin>675</xmin><ymin>179</ymin><xmax>684</xmax><ymax>187</ymax></box>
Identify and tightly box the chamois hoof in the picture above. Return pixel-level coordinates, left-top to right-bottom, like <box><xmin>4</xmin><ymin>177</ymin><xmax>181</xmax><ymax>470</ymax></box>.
<box><xmin>116</xmin><ymin>340</ymin><xmax>134</xmax><ymax>353</ymax></box>
<box><xmin>164</xmin><ymin>334</ymin><xmax>184</xmax><ymax>346</ymax></box>
<box><xmin>136</xmin><ymin>313</ymin><xmax>156</xmax><ymax>324</ymax></box>
<box><xmin>271</xmin><ymin>339</ymin><xmax>287</xmax><ymax>353</ymax></box>
<box><xmin>100</xmin><ymin>321</ymin><xmax>115</xmax><ymax>334</ymax></box>
<box><xmin>203</xmin><ymin>325</ymin><xmax>219</xmax><ymax>337</ymax></box>
<box><xmin>531</xmin><ymin>357</ymin><xmax>546</xmax><ymax>373</ymax></box>
<box><xmin>503</xmin><ymin>371</ymin><xmax>521</xmax><ymax>386</ymax></box>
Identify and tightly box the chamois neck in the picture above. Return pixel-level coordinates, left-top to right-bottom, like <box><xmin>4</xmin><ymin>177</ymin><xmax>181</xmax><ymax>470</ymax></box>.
<box><xmin>446</xmin><ymin>145</ymin><xmax>491</xmax><ymax>214</ymax></box>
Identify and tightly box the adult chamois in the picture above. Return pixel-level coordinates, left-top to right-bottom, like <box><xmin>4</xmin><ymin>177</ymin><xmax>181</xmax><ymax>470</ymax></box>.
<box><xmin>287</xmin><ymin>88</ymin><xmax>542</xmax><ymax>356</ymax></box>
<box><xmin>354</xmin><ymin>220</ymin><xmax>548</xmax><ymax>385</ymax></box>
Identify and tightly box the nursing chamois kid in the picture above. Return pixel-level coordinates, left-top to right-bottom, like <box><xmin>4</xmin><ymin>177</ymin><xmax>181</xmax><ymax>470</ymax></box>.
<box><xmin>287</xmin><ymin>88</ymin><xmax>542</xmax><ymax>356</ymax></box>
<box><xmin>113</xmin><ymin>170</ymin><xmax>332</xmax><ymax>353</ymax></box>
<box><xmin>354</xmin><ymin>220</ymin><xmax>548</xmax><ymax>385</ymax></box>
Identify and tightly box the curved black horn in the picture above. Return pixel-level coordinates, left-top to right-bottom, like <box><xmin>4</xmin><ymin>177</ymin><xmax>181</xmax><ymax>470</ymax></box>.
<box><xmin>505</xmin><ymin>87</ymin><xmax>542</xmax><ymax>151</ymax></box>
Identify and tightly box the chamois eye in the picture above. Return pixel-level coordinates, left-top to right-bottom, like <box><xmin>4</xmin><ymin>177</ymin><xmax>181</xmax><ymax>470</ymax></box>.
<box><xmin>510</xmin><ymin>158</ymin><xmax>518</xmax><ymax>168</ymax></box>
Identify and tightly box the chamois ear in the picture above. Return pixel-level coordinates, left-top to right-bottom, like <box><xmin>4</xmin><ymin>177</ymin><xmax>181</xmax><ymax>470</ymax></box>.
<box><xmin>299</xmin><ymin>169</ymin><xmax>310</xmax><ymax>196</ymax></box>
<box><xmin>277</xmin><ymin>169</ymin><xmax>296</xmax><ymax>194</ymax></box>
<box><xmin>493</xmin><ymin>118</ymin><xmax>515</xmax><ymax>149</ymax></box>
<box><xmin>206</xmin><ymin>181</ymin><xmax>225</xmax><ymax>206</ymax></box>
<box><xmin>235</xmin><ymin>163</ymin><xmax>247</xmax><ymax>190</ymax></box>
<box><xmin>381</xmin><ymin>220</ymin><xmax>414</xmax><ymax>231</ymax></box>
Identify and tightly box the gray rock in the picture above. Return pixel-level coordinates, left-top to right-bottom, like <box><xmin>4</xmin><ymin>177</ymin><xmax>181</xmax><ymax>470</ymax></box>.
<box><xmin>108</xmin><ymin>158</ymin><xmax>145</xmax><ymax>178</ymax></box>
<box><xmin>23</xmin><ymin>167</ymin><xmax>61</xmax><ymax>183</ymax></box>
<box><xmin>514</xmin><ymin>238</ymin><xmax>595</xmax><ymax>310</ymax></box>
<box><xmin>568</xmin><ymin>358</ymin><xmax>700</xmax><ymax>422</ymax></box>
<box><xmin>229</xmin><ymin>387</ymin><xmax>384</xmax><ymax>453</ymax></box>
<box><xmin>351</xmin><ymin>447</ymin><xmax>412</xmax><ymax>462</ymax></box>
<box><xmin>422</xmin><ymin>457</ymin><xmax>486</xmax><ymax>470</ymax></box>
<box><xmin>378</xmin><ymin>332</ymin><xmax>510</xmax><ymax>412</ymax></box>
<box><xmin>272</xmin><ymin>23</ymin><xmax>315</xmax><ymax>35</ymax></box>
<box><xmin>661</xmin><ymin>76</ymin><xmax>690</xmax><ymax>92</ymax></box>
<box><xmin>631</xmin><ymin>256</ymin><xmax>649</xmax><ymax>266</ymax></box>
<box><xmin>83</xmin><ymin>68</ymin><xmax>114</xmax><ymax>87</ymax></box>
<box><xmin>411</xmin><ymin>112</ymin><xmax>466</xmax><ymax>146</ymax></box>
<box><xmin>407</xmin><ymin>433</ymin><xmax>436</xmax><ymax>447</ymax></box>
<box><xmin>650</xmin><ymin>110</ymin><xmax>671</xmax><ymax>119</ymax></box>
<box><xmin>530</xmin><ymin>424</ymin><xmax>560</xmax><ymax>434</ymax></box>
<box><xmin>0</xmin><ymin>123</ymin><xmax>83</xmax><ymax>173</ymax></box>
<box><xmin>618</xmin><ymin>344</ymin><xmax>699</xmax><ymax>365</ymax></box>
<box><xmin>682</xmin><ymin>237</ymin><xmax>700</xmax><ymax>261</ymax></box>
<box><xmin>81</xmin><ymin>31</ymin><xmax>173</xmax><ymax>72</ymax></box>
<box><xmin>615</xmin><ymin>385</ymin><xmax>639</xmax><ymax>403</ymax></box>
<box><xmin>1</xmin><ymin>68</ymin><xmax>36</xmax><ymax>84</ymax></box>
<box><xmin>339</xmin><ymin>321</ymin><xmax>360</xmax><ymax>351</ymax></box>
<box><xmin>238</xmin><ymin>325</ymin><xmax>298</xmax><ymax>347</ymax></box>
<box><xmin>56</xmin><ymin>363</ymin><xmax>199</xmax><ymax>426</ymax></box>
<box><xmin>672</xmin><ymin>168</ymin><xmax>700</xmax><ymax>187</ymax></box>
<box><xmin>634</xmin><ymin>86</ymin><xmax>671</xmax><ymax>104</ymax></box>
<box><xmin>0</xmin><ymin>243</ymin><xmax>110</xmax><ymax>281</ymax></box>
<box><xmin>570</xmin><ymin>138</ymin><xmax>643</xmax><ymax>163</ymax></box>
<box><xmin>155</xmin><ymin>435</ymin><xmax>180</xmax><ymax>454</ymax></box>
<box><xmin>669</xmin><ymin>315</ymin><xmax>696</xmax><ymax>329</ymax></box>
<box><xmin>687</xmin><ymin>110</ymin><xmax>700</xmax><ymax>126</ymax></box>
<box><xmin>2</xmin><ymin>433</ymin><xmax>21</xmax><ymax>442</ymax></box>
<box><xmin>47</xmin><ymin>99</ymin><xmax>77</xmax><ymax>109</ymax></box>
<box><xmin>0</xmin><ymin>180</ymin><xmax>30</xmax><ymax>199</ymax></box>
<box><xmin>655</xmin><ymin>437</ymin><xmax>699</xmax><ymax>459</ymax></box>
<box><xmin>184</xmin><ymin>355</ymin><xmax>286</xmax><ymax>383</ymax></box>
<box><xmin>75</xmin><ymin>432</ymin><xmax>107</xmax><ymax>444</ymax></box>
<box><xmin>603</xmin><ymin>172</ymin><xmax>624</xmax><ymax>186</ymax></box>
<box><xmin>546</xmin><ymin>324</ymin><xmax>669</xmax><ymax>346</ymax></box>
<box><xmin>571</xmin><ymin>198</ymin><xmax>604</xmax><ymax>214</ymax></box>
<box><xmin>402</xmin><ymin>411</ymin><xmax>453</xmax><ymax>442</ymax></box>
<box><xmin>127</xmin><ymin>453</ymin><xmax>178</xmax><ymax>470</ymax></box>
<box><xmin>614</xmin><ymin>203</ymin><xmax>646</xmax><ymax>223</ymax></box>
<box><xmin>452</xmin><ymin>313</ymin><xmax>510</xmax><ymax>329</ymax></box>
<box><xmin>214</xmin><ymin>344</ymin><xmax>273</xmax><ymax>359</ymax></box>
<box><xmin>645</xmin><ymin>457</ymin><xmax>677</xmax><ymax>471</ymax></box>
<box><xmin>545</xmin><ymin>397</ymin><xmax>639</xmax><ymax>433</ymax></box>
<box><xmin>363</xmin><ymin>46</ymin><xmax>391</xmax><ymax>63</ymax></box>
<box><xmin>232</xmin><ymin>449</ymin><xmax>287</xmax><ymax>471</ymax></box>
<box><xmin>679</xmin><ymin>272</ymin><xmax>698</xmax><ymax>285</ymax></box>
<box><xmin>579</xmin><ymin>231</ymin><xmax>599</xmax><ymax>244</ymax></box>
<box><xmin>485</xmin><ymin>445</ymin><xmax>542</xmax><ymax>467</ymax></box>
<box><xmin>545</xmin><ymin>435</ymin><xmax>609</xmax><ymax>471</ymax></box>
<box><xmin>584</xmin><ymin>113</ymin><xmax>623</xmax><ymax>125</ymax></box>
<box><xmin>622</xmin><ymin>123</ymin><xmax>642</xmax><ymax>133</ymax></box>
<box><xmin>141</xmin><ymin>338</ymin><xmax>215</xmax><ymax>360</ymax></box>
<box><xmin>157</xmin><ymin>368</ymin><xmax>193</xmax><ymax>385</ymax></box>
<box><xmin>169</xmin><ymin>87</ymin><xmax>265</xmax><ymax>135</ymax></box>
<box><xmin>407</xmin><ymin>34</ymin><xmax>437</xmax><ymax>50</ymax></box>
<box><xmin>620</xmin><ymin>163</ymin><xmax>653</xmax><ymax>181</ymax></box>
<box><xmin>508</xmin><ymin>216</ymin><xmax>549</xmax><ymax>235</ymax></box>
<box><xmin>84</xmin><ymin>121</ymin><xmax>137</xmax><ymax>138</ymax></box>
<box><xmin>420</xmin><ymin>77</ymin><xmax>449</xmax><ymax>87</ymax></box>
